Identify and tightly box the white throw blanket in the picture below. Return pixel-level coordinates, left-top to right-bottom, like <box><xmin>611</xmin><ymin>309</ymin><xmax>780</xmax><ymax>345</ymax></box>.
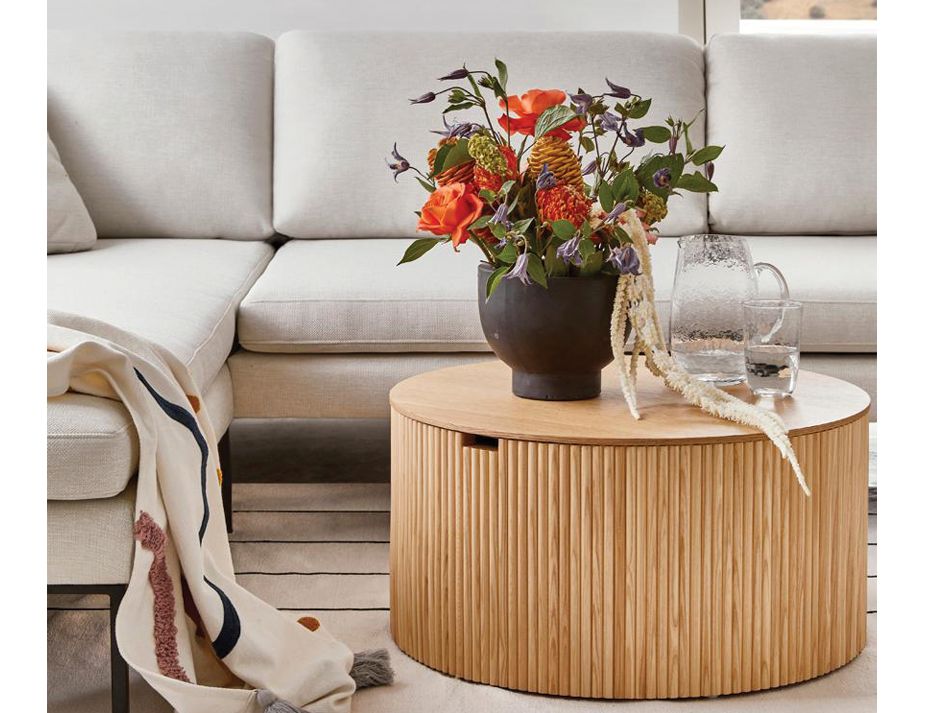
<box><xmin>48</xmin><ymin>312</ymin><xmax>377</xmax><ymax>713</ymax></box>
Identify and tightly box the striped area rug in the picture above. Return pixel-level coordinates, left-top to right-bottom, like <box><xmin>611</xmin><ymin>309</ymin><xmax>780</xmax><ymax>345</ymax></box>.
<box><xmin>48</xmin><ymin>430</ymin><xmax>877</xmax><ymax>713</ymax></box>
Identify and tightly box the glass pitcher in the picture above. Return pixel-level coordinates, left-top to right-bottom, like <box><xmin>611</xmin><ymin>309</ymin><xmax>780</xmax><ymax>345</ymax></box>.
<box><xmin>669</xmin><ymin>235</ymin><xmax>789</xmax><ymax>385</ymax></box>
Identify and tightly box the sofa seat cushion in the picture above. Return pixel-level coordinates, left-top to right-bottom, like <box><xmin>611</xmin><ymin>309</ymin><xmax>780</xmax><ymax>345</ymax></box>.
<box><xmin>48</xmin><ymin>238</ymin><xmax>273</xmax><ymax>388</ymax></box>
<box><xmin>47</xmin><ymin>366</ymin><xmax>233</xmax><ymax>501</ymax></box>
<box><xmin>238</xmin><ymin>239</ymin><xmax>489</xmax><ymax>353</ymax></box>
<box><xmin>648</xmin><ymin>236</ymin><xmax>876</xmax><ymax>353</ymax></box>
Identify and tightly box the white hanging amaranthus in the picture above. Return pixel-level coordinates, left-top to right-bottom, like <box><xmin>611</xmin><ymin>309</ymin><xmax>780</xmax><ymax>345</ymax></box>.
<box><xmin>611</xmin><ymin>211</ymin><xmax>810</xmax><ymax>496</ymax></box>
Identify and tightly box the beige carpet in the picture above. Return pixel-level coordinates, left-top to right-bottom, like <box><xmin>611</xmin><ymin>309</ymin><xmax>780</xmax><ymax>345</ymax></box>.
<box><xmin>48</xmin><ymin>424</ymin><xmax>877</xmax><ymax>713</ymax></box>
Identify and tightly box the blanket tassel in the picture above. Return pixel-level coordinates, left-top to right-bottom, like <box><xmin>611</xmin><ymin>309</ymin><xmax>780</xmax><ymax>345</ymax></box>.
<box><xmin>255</xmin><ymin>689</ymin><xmax>304</xmax><ymax>712</ymax></box>
<box><xmin>350</xmin><ymin>649</ymin><xmax>394</xmax><ymax>688</ymax></box>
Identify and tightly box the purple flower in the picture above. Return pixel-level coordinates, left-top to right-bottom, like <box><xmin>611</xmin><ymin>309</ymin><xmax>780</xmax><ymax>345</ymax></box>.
<box><xmin>506</xmin><ymin>252</ymin><xmax>532</xmax><ymax>285</ymax></box>
<box><xmin>438</xmin><ymin>66</ymin><xmax>469</xmax><ymax>81</ymax></box>
<box><xmin>706</xmin><ymin>161</ymin><xmax>715</xmax><ymax>180</ymax></box>
<box><xmin>668</xmin><ymin>134</ymin><xmax>678</xmax><ymax>154</ymax></box>
<box><xmin>607</xmin><ymin>245</ymin><xmax>641</xmax><ymax>275</ymax></box>
<box><xmin>599</xmin><ymin>112</ymin><xmax>623</xmax><ymax>133</ymax></box>
<box><xmin>556</xmin><ymin>234</ymin><xmax>582</xmax><ymax>266</ymax></box>
<box><xmin>489</xmin><ymin>203</ymin><xmax>512</xmax><ymax>229</ymax></box>
<box><xmin>581</xmin><ymin>157</ymin><xmax>600</xmax><ymax>176</ymax></box>
<box><xmin>569</xmin><ymin>92</ymin><xmax>594</xmax><ymax>116</ymax></box>
<box><xmin>653</xmin><ymin>167</ymin><xmax>671</xmax><ymax>188</ymax></box>
<box><xmin>386</xmin><ymin>143</ymin><xmax>410</xmax><ymax>181</ymax></box>
<box><xmin>410</xmin><ymin>92</ymin><xmax>437</xmax><ymax>104</ymax></box>
<box><xmin>432</xmin><ymin>116</ymin><xmax>480</xmax><ymax>138</ymax></box>
<box><xmin>604</xmin><ymin>201</ymin><xmax>627</xmax><ymax>223</ymax></box>
<box><xmin>536</xmin><ymin>163</ymin><xmax>557</xmax><ymax>190</ymax></box>
<box><xmin>604</xmin><ymin>79</ymin><xmax>632</xmax><ymax>99</ymax></box>
<box><xmin>621</xmin><ymin>128</ymin><xmax>646</xmax><ymax>148</ymax></box>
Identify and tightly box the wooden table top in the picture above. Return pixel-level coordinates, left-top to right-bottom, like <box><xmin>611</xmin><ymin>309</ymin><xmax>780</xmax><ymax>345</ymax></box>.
<box><xmin>389</xmin><ymin>360</ymin><xmax>870</xmax><ymax>446</ymax></box>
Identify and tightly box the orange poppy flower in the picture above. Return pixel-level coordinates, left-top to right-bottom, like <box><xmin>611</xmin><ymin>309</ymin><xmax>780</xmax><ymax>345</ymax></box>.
<box><xmin>498</xmin><ymin>89</ymin><xmax>585</xmax><ymax>138</ymax></box>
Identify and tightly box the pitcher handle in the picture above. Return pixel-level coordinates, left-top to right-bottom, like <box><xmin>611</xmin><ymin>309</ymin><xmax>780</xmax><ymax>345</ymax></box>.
<box><xmin>753</xmin><ymin>262</ymin><xmax>790</xmax><ymax>300</ymax></box>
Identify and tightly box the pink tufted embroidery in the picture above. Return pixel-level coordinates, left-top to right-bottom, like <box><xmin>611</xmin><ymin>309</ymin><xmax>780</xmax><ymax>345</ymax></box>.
<box><xmin>134</xmin><ymin>511</ymin><xmax>191</xmax><ymax>683</ymax></box>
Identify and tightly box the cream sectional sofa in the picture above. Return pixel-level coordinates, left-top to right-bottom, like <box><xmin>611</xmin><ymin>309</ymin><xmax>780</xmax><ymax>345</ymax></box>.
<box><xmin>47</xmin><ymin>29</ymin><xmax>875</xmax><ymax>711</ymax></box>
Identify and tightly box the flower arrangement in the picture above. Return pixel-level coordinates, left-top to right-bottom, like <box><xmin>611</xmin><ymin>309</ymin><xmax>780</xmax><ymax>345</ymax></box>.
<box><xmin>388</xmin><ymin>60</ymin><xmax>722</xmax><ymax>298</ymax></box>
<box><xmin>388</xmin><ymin>61</ymin><xmax>808</xmax><ymax>494</ymax></box>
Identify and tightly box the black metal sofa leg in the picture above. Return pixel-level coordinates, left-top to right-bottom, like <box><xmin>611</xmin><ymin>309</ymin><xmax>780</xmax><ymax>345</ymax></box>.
<box><xmin>48</xmin><ymin>583</ymin><xmax>130</xmax><ymax>713</ymax></box>
<box><xmin>219</xmin><ymin>430</ymin><xmax>233</xmax><ymax>533</ymax></box>
<box><xmin>108</xmin><ymin>585</ymin><xmax>130</xmax><ymax>713</ymax></box>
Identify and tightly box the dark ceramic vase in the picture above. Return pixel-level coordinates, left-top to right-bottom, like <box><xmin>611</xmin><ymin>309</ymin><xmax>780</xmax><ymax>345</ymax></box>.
<box><xmin>477</xmin><ymin>262</ymin><xmax>621</xmax><ymax>400</ymax></box>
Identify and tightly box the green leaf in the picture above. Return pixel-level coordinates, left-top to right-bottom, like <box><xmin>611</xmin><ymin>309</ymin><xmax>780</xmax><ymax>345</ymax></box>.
<box><xmin>674</xmin><ymin>172</ymin><xmax>718</xmax><ymax>193</ymax></box>
<box><xmin>636</xmin><ymin>153</ymin><xmax>682</xmax><ymax>200</ymax></box>
<box><xmin>416</xmin><ymin>177</ymin><xmax>436</xmax><ymax>193</ymax></box>
<box><xmin>550</xmin><ymin>219</ymin><xmax>577</xmax><ymax>241</ymax></box>
<box><xmin>545</xmin><ymin>244</ymin><xmax>568</xmax><ymax>276</ymax></box>
<box><xmin>533</xmin><ymin>106</ymin><xmax>577</xmax><ymax>140</ymax></box>
<box><xmin>580</xmin><ymin>136</ymin><xmax>595</xmax><ymax>153</ymax></box>
<box><xmin>598</xmin><ymin>181</ymin><xmax>615</xmax><ymax>213</ymax></box>
<box><xmin>611</xmin><ymin>167</ymin><xmax>639</xmax><ymax>204</ymax></box>
<box><xmin>579</xmin><ymin>251</ymin><xmax>604</xmax><ymax>276</ymax></box>
<box><xmin>513</xmin><ymin>217</ymin><xmax>534</xmax><ymax>234</ymax></box>
<box><xmin>398</xmin><ymin>238</ymin><xmax>443</xmax><ymax>265</ymax></box>
<box><xmin>626</xmin><ymin>98</ymin><xmax>651</xmax><ymax>119</ymax></box>
<box><xmin>470</xmin><ymin>215</ymin><xmax>491</xmax><ymax>230</ymax></box>
<box><xmin>525</xmin><ymin>253</ymin><xmax>548</xmax><ymax>288</ymax></box>
<box><xmin>430</xmin><ymin>143</ymin><xmax>454</xmax><ymax>176</ymax></box>
<box><xmin>467</xmin><ymin>75</ymin><xmax>484</xmax><ymax>101</ymax></box>
<box><xmin>488</xmin><ymin>221</ymin><xmax>508</xmax><ymax>240</ymax></box>
<box><xmin>683</xmin><ymin>123</ymin><xmax>694</xmax><ymax>156</ymax></box>
<box><xmin>485</xmin><ymin>265</ymin><xmax>510</xmax><ymax>299</ymax></box>
<box><xmin>614</xmin><ymin>225</ymin><xmax>631</xmax><ymax>244</ymax></box>
<box><xmin>443</xmin><ymin>101</ymin><xmax>476</xmax><ymax>114</ymax></box>
<box><xmin>496</xmin><ymin>241</ymin><xmax>518</xmax><ymax>264</ymax></box>
<box><xmin>580</xmin><ymin>220</ymin><xmax>592</xmax><ymax>239</ymax></box>
<box><xmin>499</xmin><ymin>179</ymin><xmax>516</xmax><ymax>196</ymax></box>
<box><xmin>440</xmin><ymin>137</ymin><xmax>472</xmax><ymax>172</ymax></box>
<box><xmin>578</xmin><ymin>238</ymin><xmax>596</xmax><ymax>260</ymax></box>
<box><xmin>478</xmin><ymin>189</ymin><xmax>497</xmax><ymax>202</ymax></box>
<box><xmin>642</xmin><ymin>125</ymin><xmax>671</xmax><ymax>143</ymax></box>
<box><xmin>690</xmin><ymin>145</ymin><xmax>724</xmax><ymax>166</ymax></box>
<box><xmin>494</xmin><ymin>59</ymin><xmax>508</xmax><ymax>91</ymax></box>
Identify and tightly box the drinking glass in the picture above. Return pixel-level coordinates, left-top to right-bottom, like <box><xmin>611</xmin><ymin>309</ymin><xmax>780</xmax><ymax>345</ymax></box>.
<box><xmin>743</xmin><ymin>299</ymin><xmax>803</xmax><ymax>397</ymax></box>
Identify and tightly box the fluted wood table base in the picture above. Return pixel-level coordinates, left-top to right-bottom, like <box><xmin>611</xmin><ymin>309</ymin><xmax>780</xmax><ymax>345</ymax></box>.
<box><xmin>389</xmin><ymin>363</ymin><xmax>869</xmax><ymax>699</ymax></box>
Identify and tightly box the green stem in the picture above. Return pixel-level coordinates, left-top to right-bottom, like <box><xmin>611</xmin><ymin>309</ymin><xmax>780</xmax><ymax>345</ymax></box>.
<box><xmin>470</xmin><ymin>235</ymin><xmax>496</xmax><ymax>265</ymax></box>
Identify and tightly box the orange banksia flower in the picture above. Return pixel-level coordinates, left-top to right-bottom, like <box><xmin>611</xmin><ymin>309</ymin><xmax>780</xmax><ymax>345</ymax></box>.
<box><xmin>527</xmin><ymin>136</ymin><xmax>584</xmax><ymax>189</ymax></box>
<box><xmin>536</xmin><ymin>183</ymin><xmax>592</xmax><ymax>228</ymax></box>
<box><xmin>427</xmin><ymin>137</ymin><xmax>476</xmax><ymax>188</ymax></box>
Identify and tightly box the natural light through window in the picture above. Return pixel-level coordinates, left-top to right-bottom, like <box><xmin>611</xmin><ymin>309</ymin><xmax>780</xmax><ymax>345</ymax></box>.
<box><xmin>740</xmin><ymin>0</ymin><xmax>877</xmax><ymax>33</ymax></box>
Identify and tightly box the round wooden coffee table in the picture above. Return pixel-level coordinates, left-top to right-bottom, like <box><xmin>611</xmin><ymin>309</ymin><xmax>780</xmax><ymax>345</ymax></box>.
<box><xmin>388</xmin><ymin>361</ymin><xmax>869</xmax><ymax>699</ymax></box>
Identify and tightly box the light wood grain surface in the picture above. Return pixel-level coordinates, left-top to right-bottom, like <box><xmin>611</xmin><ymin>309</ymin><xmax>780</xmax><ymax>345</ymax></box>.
<box><xmin>389</xmin><ymin>366</ymin><xmax>870</xmax><ymax>699</ymax></box>
<box><xmin>389</xmin><ymin>361</ymin><xmax>870</xmax><ymax>446</ymax></box>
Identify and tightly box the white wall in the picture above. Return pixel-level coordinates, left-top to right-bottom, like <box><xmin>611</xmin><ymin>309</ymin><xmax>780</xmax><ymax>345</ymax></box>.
<box><xmin>47</xmin><ymin>0</ymin><xmax>682</xmax><ymax>37</ymax></box>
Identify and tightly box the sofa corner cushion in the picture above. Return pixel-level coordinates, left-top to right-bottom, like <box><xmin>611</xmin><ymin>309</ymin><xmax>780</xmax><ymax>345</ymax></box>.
<box><xmin>274</xmin><ymin>31</ymin><xmax>707</xmax><ymax>240</ymax></box>
<box><xmin>48</xmin><ymin>364</ymin><xmax>233</xmax><ymax>502</ymax></box>
<box><xmin>706</xmin><ymin>33</ymin><xmax>876</xmax><ymax>235</ymax></box>
<box><xmin>47</xmin><ymin>135</ymin><xmax>96</xmax><ymax>254</ymax></box>
<box><xmin>47</xmin><ymin>239</ymin><xmax>273</xmax><ymax>389</ymax></box>
<box><xmin>47</xmin><ymin>31</ymin><xmax>274</xmax><ymax>240</ymax></box>
<box><xmin>238</xmin><ymin>238</ymin><xmax>490</xmax><ymax>353</ymax></box>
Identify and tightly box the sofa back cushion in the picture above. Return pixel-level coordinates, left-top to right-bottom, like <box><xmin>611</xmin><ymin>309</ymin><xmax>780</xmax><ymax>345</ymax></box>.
<box><xmin>47</xmin><ymin>31</ymin><xmax>274</xmax><ymax>240</ymax></box>
<box><xmin>47</xmin><ymin>135</ymin><xmax>97</xmax><ymax>254</ymax></box>
<box><xmin>706</xmin><ymin>34</ymin><xmax>876</xmax><ymax>235</ymax></box>
<box><xmin>274</xmin><ymin>31</ymin><xmax>709</xmax><ymax>239</ymax></box>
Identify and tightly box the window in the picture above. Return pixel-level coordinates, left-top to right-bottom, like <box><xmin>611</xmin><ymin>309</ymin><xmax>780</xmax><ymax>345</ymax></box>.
<box><xmin>740</xmin><ymin>0</ymin><xmax>877</xmax><ymax>34</ymax></box>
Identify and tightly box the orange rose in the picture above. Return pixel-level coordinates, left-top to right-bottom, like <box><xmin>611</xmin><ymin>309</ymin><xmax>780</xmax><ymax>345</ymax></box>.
<box><xmin>498</xmin><ymin>89</ymin><xmax>585</xmax><ymax>138</ymax></box>
<box><xmin>417</xmin><ymin>182</ymin><xmax>485</xmax><ymax>249</ymax></box>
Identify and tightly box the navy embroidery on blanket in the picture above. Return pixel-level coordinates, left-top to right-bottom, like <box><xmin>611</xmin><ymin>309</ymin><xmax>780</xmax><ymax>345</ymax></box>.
<box><xmin>134</xmin><ymin>368</ymin><xmax>242</xmax><ymax>658</ymax></box>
